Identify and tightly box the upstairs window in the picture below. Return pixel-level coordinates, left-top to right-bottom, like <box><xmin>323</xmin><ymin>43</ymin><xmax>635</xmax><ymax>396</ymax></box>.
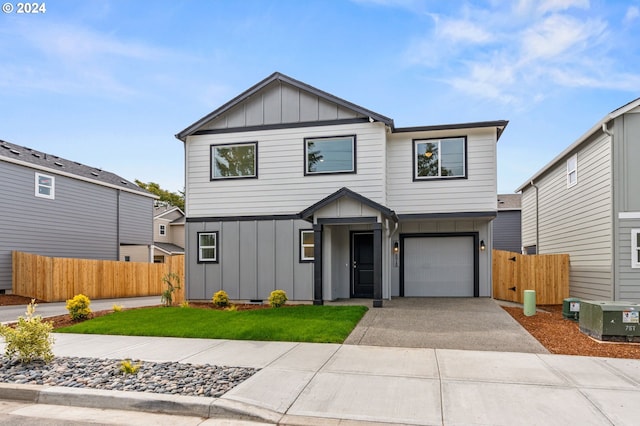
<box><xmin>300</xmin><ymin>230</ymin><xmax>315</xmax><ymax>262</ymax></box>
<box><xmin>35</xmin><ymin>172</ymin><xmax>55</xmax><ymax>199</ymax></box>
<box><xmin>198</xmin><ymin>231</ymin><xmax>219</xmax><ymax>263</ymax></box>
<box><xmin>632</xmin><ymin>229</ymin><xmax>640</xmax><ymax>269</ymax></box>
<box><xmin>567</xmin><ymin>154</ymin><xmax>577</xmax><ymax>188</ymax></box>
<box><xmin>305</xmin><ymin>135</ymin><xmax>356</xmax><ymax>175</ymax></box>
<box><xmin>211</xmin><ymin>142</ymin><xmax>257</xmax><ymax>179</ymax></box>
<box><xmin>414</xmin><ymin>137</ymin><xmax>466</xmax><ymax>180</ymax></box>
<box><xmin>159</xmin><ymin>224</ymin><xmax>166</xmax><ymax>236</ymax></box>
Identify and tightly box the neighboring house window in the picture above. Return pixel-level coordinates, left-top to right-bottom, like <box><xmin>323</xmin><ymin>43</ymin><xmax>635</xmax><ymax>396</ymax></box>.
<box><xmin>124</xmin><ymin>256</ymin><xmax>131</xmax><ymax>262</ymax></box>
<box><xmin>154</xmin><ymin>255</ymin><xmax>165</xmax><ymax>264</ymax></box>
<box><xmin>300</xmin><ymin>230</ymin><xmax>315</xmax><ymax>262</ymax></box>
<box><xmin>211</xmin><ymin>142</ymin><xmax>257</xmax><ymax>179</ymax></box>
<box><xmin>159</xmin><ymin>224</ymin><xmax>166</xmax><ymax>236</ymax></box>
<box><xmin>305</xmin><ymin>135</ymin><xmax>356</xmax><ymax>175</ymax></box>
<box><xmin>414</xmin><ymin>137</ymin><xmax>466</xmax><ymax>180</ymax></box>
<box><xmin>35</xmin><ymin>172</ymin><xmax>55</xmax><ymax>199</ymax></box>
<box><xmin>567</xmin><ymin>154</ymin><xmax>577</xmax><ymax>188</ymax></box>
<box><xmin>632</xmin><ymin>230</ymin><xmax>640</xmax><ymax>269</ymax></box>
<box><xmin>198</xmin><ymin>231</ymin><xmax>219</xmax><ymax>262</ymax></box>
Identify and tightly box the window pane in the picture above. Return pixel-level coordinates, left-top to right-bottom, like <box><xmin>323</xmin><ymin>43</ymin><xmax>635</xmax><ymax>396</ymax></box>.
<box><xmin>38</xmin><ymin>176</ymin><xmax>52</xmax><ymax>186</ymax></box>
<box><xmin>200</xmin><ymin>248</ymin><xmax>216</xmax><ymax>260</ymax></box>
<box><xmin>307</xmin><ymin>137</ymin><xmax>354</xmax><ymax>173</ymax></box>
<box><xmin>213</xmin><ymin>144</ymin><xmax>255</xmax><ymax>178</ymax></box>
<box><xmin>440</xmin><ymin>138</ymin><xmax>464</xmax><ymax>176</ymax></box>
<box><xmin>416</xmin><ymin>142</ymin><xmax>439</xmax><ymax>177</ymax></box>
<box><xmin>303</xmin><ymin>247</ymin><xmax>315</xmax><ymax>259</ymax></box>
<box><xmin>38</xmin><ymin>186</ymin><xmax>51</xmax><ymax>196</ymax></box>
<box><xmin>199</xmin><ymin>233</ymin><xmax>216</xmax><ymax>246</ymax></box>
<box><xmin>302</xmin><ymin>231</ymin><xmax>314</xmax><ymax>245</ymax></box>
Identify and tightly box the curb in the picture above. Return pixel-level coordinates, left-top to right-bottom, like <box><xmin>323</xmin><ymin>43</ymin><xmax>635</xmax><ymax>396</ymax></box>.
<box><xmin>0</xmin><ymin>382</ymin><xmax>282</xmax><ymax>423</ymax></box>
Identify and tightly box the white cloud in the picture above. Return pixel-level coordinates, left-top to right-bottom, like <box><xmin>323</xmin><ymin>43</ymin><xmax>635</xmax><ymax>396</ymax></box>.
<box><xmin>624</xmin><ymin>6</ymin><xmax>640</xmax><ymax>24</ymax></box>
<box><xmin>536</xmin><ymin>0</ymin><xmax>590</xmax><ymax>14</ymax></box>
<box><xmin>520</xmin><ymin>14</ymin><xmax>606</xmax><ymax>62</ymax></box>
<box><xmin>438</xmin><ymin>19</ymin><xmax>494</xmax><ymax>44</ymax></box>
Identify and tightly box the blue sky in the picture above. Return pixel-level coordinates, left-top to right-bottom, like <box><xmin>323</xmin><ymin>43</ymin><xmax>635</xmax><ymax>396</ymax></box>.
<box><xmin>1</xmin><ymin>0</ymin><xmax>639</xmax><ymax>194</ymax></box>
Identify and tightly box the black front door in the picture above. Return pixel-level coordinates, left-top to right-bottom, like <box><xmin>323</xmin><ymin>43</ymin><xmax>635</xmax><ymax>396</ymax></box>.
<box><xmin>352</xmin><ymin>232</ymin><xmax>374</xmax><ymax>298</ymax></box>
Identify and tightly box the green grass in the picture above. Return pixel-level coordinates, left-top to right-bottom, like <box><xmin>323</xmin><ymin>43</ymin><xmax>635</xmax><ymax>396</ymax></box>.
<box><xmin>55</xmin><ymin>305</ymin><xmax>368</xmax><ymax>343</ymax></box>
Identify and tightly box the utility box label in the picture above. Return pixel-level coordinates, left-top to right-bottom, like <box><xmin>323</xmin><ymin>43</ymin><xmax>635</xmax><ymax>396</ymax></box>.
<box><xmin>570</xmin><ymin>302</ymin><xmax>580</xmax><ymax>312</ymax></box>
<box><xmin>623</xmin><ymin>311</ymin><xmax>639</xmax><ymax>324</ymax></box>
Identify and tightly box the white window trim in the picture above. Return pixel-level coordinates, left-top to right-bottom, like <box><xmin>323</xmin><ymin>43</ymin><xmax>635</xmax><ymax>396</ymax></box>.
<box><xmin>35</xmin><ymin>172</ymin><xmax>55</xmax><ymax>199</ymax></box>
<box><xmin>567</xmin><ymin>154</ymin><xmax>577</xmax><ymax>188</ymax></box>
<box><xmin>632</xmin><ymin>229</ymin><xmax>640</xmax><ymax>269</ymax></box>
<box><xmin>159</xmin><ymin>224</ymin><xmax>166</xmax><ymax>236</ymax></box>
<box><xmin>198</xmin><ymin>231</ymin><xmax>218</xmax><ymax>263</ymax></box>
<box><xmin>300</xmin><ymin>230</ymin><xmax>315</xmax><ymax>261</ymax></box>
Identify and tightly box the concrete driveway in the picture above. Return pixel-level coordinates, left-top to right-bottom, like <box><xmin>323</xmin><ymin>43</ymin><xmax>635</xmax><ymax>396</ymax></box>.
<box><xmin>339</xmin><ymin>298</ymin><xmax>548</xmax><ymax>353</ymax></box>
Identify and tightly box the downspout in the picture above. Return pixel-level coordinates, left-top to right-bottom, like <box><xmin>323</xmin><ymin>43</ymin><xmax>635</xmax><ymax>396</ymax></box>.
<box><xmin>530</xmin><ymin>181</ymin><xmax>539</xmax><ymax>253</ymax></box>
<box><xmin>602</xmin><ymin>121</ymin><xmax>615</xmax><ymax>299</ymax></box>
<box><xmin>385</xmin><ymin>214</ymin><xmax>400</xmax><ymax>300</ymax></box>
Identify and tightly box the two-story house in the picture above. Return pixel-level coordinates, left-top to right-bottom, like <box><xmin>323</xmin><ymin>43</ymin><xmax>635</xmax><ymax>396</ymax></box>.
<box><xmin>176</xmin><ymin>73</ymin><xmax>507</xmax><ymax>306</ymax></box>
<box><xmin>517</xmin><ymin>97</ymin><xmax>640</xmax><ymax>302</ymax></box>
<box><xmin>0</xmin><ymin>140</ymin><xmax>156</xmax><ymax>293</ymax></box>
<box><xmin>152</xmin><ymin>202</ymin><xmax>185</xmax><ymax>263</ymax></box>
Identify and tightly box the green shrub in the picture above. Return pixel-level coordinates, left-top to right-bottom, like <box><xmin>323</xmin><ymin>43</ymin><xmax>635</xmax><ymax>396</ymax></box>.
<box><xmin>120</xmin><ymin>359</ymin><xmax>142</xmax><ymax>375</ymax></box>
<box><xmin>224</xmin><ymin>304</ymin><xmax>237</xmax><ymax>312</ymax></box>
<box><xmin>66</xmin><ymin>294</ymin><xmax>92</xmax><ymax>321</ymax></box>
<box><xmin>212</xmin><ymin>290</ymin><xmax>230</xmax><ymax>307</ymax></box>
<box><xmin>0</xmin><ymin>300</ymin><xmax>54</xmax><ymax>364</ymax></box>
<box><xmin>180</xmin><ymin>300</ymin><xmax>190</xmax><ymax>308</ymax></box>
<box><xmin>268</xmin><ymin>290</ymin><xmax>288</xmax><ymax>308</ymax></box>
<box><xmin>160</xmin><ymin>272</ymin><xmax>181</xmax><ymax>307</ymax></box>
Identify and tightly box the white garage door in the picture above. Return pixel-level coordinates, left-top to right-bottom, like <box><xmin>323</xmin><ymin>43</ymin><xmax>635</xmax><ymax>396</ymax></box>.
<box><xmin>403</xmin><ymin>236</ymin><xmax>475</xmax><ymax>297</ymax></box>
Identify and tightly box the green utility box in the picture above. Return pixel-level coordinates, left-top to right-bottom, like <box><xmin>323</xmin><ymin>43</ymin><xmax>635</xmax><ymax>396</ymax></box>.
<box><xmin>579</xmin><ymin>301</ymin><xmax>640</xmax><ymax>342</ymax></box>
<box><xmin>562</xmin><ymin>297</ymin><xmax>581</xmax><ymax>321</ymax></box>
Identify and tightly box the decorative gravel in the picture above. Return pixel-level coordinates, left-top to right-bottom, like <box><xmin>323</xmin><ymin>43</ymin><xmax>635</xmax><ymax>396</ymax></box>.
<box><xmin>0</xmin><ymin>357</ymin><xmax>259</xmax><ymax>398</ymax></box>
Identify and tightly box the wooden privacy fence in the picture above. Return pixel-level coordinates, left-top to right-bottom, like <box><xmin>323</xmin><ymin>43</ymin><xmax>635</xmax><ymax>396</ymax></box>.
<box><xmin>493</xmin><ymin>249</ymin><xmax>569</xmax><ymax>304</ymax></box>
<box><xmin>12</xmin><ymin>251</ymin><xmax>184</xmax><ymax>303</ymax></box>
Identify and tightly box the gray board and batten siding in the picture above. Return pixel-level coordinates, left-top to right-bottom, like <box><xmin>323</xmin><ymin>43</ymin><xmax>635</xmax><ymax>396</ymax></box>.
<box><xmin>186</xmin><ymin>218</ymin><xmax>313</xmax><ymax>301</ymax></box>
<box><xmin>0</xmin><ymin>140</ymin><xmax>155</xmax><ymax>292</ymax></box>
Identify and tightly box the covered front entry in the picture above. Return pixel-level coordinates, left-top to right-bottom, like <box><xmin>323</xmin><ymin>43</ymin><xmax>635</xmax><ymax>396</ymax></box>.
<box><xmin>400</xmin><ymin>233</ymin><xmax>479</xmax><ymax>297</ymax></box>
<box><xmin>299</xmin><ymin>187</ymin><xmax>398</xmax><ymax>307</ymax></box>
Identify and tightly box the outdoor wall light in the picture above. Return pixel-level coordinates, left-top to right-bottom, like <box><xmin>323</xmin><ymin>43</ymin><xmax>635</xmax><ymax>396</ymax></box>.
<box><xmin>480</xmin><ymin>240</ymin><xmax>486</xmax><ymax>251</ymax></box>
<box><xmin>393</xmin><ymin>241</ymin><xmax>399</xmax><ymax>253</ymax></box>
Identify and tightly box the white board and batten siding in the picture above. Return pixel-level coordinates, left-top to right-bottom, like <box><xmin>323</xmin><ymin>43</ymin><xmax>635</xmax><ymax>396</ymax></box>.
<box><xmin>386</xmin><ymin>127</ymin><xmax>497</xmax><ymax>214</ymax></box>
<box><xmin>185</xmin><ymin>122</ymin><xmax>387</xmax><ymax>217</ymax></box>
<box><xmin>521</xmin><ymin>132</ymin><xmax>613</xmax><ymax>300</ymax></box>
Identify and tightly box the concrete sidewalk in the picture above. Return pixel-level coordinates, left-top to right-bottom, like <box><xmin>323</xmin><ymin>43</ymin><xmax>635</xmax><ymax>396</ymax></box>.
<box><xmin>1</xmin><ymin>334</ymin><xmax>640</xmax><ymax>425</ymax></box>
<box><xmin>0</xmin><ymin>296</ymin><xmax>161</xmax><ymax>324</ymax></box>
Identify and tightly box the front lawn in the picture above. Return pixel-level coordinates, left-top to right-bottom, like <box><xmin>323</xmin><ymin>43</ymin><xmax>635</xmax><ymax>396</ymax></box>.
<box><xmin>55</xmin><ymin>305</ymin><xmax>368</xmax><ymax>343</ymax></box>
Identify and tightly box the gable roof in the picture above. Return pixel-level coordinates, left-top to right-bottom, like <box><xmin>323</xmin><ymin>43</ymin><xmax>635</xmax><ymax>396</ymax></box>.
<box><xmin>175</xmin><ymin>72</ymin><xmax>394</xmax><ymax>141</ymax></box>
<box><xmin>516</xmin><ymin>97</ymin><xmax>640</xmax><ymax>193</ymax></box>
<box><xmin>154</xmin><ymin>203</ymin><xmax>185</xmax><ymax>219</ymax></box>
<box><xmin>0</xmin><ymin>139</ymin><xmax>155</xmax><ymax>198</ymax></box>
<box><xmin>299</xmin><ymin>187</ymin><xmax>398</xmax><ymax>222</ymax></box>
<box><xmin>154</xmin><ymin>242</ymin><xmax>184</xmax><ymax>255</ymax></box>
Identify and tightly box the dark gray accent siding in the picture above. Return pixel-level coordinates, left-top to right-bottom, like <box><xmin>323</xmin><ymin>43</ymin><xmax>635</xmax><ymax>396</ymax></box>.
<box><xmin>493</xmin><ymin>210</ymin><xmax>522</xmax><ymax>253</ymax></box>
<box><xmin>186</xmin><ymin>219</ymin><xmax>313</xmax><ymax>301</ymax></box>
<box><xmin>0</xmin><ymin>161</ymin><xmax>152</xmax><ymax>291</ymax></box>
<box><xmin>616</xmin><ymin>220</ymin><xmax>640</xmax><ymax>302</ymax></box>
<box><xmin>119</xmin><ymin>191</ymin><xmax>153</xmax><ymax>244</ymax></box>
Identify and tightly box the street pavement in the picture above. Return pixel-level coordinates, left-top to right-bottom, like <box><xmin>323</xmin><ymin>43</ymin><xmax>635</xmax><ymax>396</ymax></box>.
<box><xmin>0</xmin><ymin>297</ymin><xmax>639</xmax><ymax>425</ymax></box>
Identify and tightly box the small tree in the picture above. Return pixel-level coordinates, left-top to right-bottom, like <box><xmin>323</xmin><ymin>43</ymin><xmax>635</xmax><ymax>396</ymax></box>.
<box><xmin>161</xmin><ymin>272</ymin><xmax>181</xmax><ymax>307</ymax></box>
<box><xmin>0</xmin><ymin>300</ymin><xmax>54</xmax><ymax>364</ymax></box>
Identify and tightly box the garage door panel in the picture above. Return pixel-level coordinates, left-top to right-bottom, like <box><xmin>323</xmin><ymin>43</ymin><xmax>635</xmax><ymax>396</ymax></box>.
<box><xmin>403</xmin><ymin>236</ymin><xmax>474</xmax><ymax>297</ymax></box>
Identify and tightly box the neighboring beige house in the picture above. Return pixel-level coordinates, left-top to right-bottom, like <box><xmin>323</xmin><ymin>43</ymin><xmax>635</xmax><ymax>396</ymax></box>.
<box><xmin>152</xmin><ymin>203</ymin><xmax>185</xmax><ymax>263</ymax></box>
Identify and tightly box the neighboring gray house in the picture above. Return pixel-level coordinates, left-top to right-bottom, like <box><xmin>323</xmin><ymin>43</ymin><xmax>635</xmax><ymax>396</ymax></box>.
<box><xmin>153</xmin><ymin>203</ymin><xmax>185</xmax><ymax>263</ymax></box>
<box><xmin>516</xmin><ymin>97</ymin><xmax>640</xmax><ymax>302</ymax></box>
<box><xmin>176</xmin><ymin>72</ymin><xmax>508</xmax><ymax>306</ymax></box>
<box><xmin>0</xmin><ymin>140</ymin><xmax>156</xmax><ymax>293</ymax></box>
<box><xmin>493</xmin><ymin>194</ymin><xmax>522</xmax><ymax>253</ymax></box>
